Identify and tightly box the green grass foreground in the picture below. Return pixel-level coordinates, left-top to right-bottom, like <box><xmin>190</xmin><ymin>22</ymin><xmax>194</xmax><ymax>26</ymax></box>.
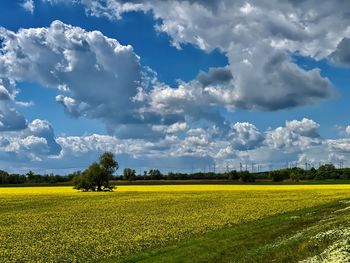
<box><xmin>121</xmin><ymin>200</ymin><xmax>350</xmax><ymax>263</ymax></box>
<box><xmin>1</xmin><ymin>185</ymin><xmax>350</xmax><ymax>262</ymax></box>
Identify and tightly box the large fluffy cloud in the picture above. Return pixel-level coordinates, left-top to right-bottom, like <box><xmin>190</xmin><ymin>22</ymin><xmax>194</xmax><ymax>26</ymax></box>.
<box><xmin>265</xmin><ymin>118</ymin><xmax>321</xmax><ymax>151</ymax></box>
<box><xmin>0</xmin><ymin>20</ymin><xmax>176</xmax><ymax>138</ymax></box>
<box><xmin>0</xmin><ymin>20</ymin><xmax>141</xmax><ymax>120</ymax></box>
<box><xmin>52</xmin><ymin>0</ymin><xmax>350</xmax><ymax>112</ymax></box>
<box><xmin>230</xmin><ymin>122</ymin><xmax>263</xmax><ymax>151</ymax></box>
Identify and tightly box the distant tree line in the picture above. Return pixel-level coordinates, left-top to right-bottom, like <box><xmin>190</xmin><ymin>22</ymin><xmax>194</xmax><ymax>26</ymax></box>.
<box><xmin>119</xmin><ymin>168</ymin><xmax>258</xmax><ymax>182</ymax></box>
<box><xmin>2</xmin><ymin>163</ymin><xmax>350</xmax><ymax>185</ymax></box>
<box><xmin>268</xmin><ymin>164</ymin><xmax>350</xmax><ymax>182</ymax></box>
<box><xmin>0</xmin><ymin>170</ymin><xmax>76</xmax><ymax>185</ymax></box>
<box><xmin>119</xmin><ymin>164</ymin><xmax>350</xmax><ymax>182</ymax></box>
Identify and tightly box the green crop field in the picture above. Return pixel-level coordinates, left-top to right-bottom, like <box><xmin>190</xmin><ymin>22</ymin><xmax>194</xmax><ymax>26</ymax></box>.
<box><xmin>1</xmin><ymin>185</ymin><xmax>350</xmax><ymax>262</ymax></box>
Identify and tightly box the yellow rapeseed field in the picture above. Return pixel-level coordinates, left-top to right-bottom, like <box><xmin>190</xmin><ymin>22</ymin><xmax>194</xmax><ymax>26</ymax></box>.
<box><xmin>1</xmin><ymin>185</ymin><xmax>350</xmax><ymax>262</ymax></box>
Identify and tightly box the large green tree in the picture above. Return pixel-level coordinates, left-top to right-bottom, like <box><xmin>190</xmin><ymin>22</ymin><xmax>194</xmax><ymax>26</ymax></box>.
<box><xmin>74</xmin><ymin>152</ymin><xmax>118</xmax><ymax>191</ymax></box>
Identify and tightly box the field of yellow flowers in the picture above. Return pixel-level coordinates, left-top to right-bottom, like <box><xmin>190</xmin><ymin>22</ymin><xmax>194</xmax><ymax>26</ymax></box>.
<box><xmin>1</xmin><ymin>185</ymin><xmax>350</xmax><ymax>262</ymax></box>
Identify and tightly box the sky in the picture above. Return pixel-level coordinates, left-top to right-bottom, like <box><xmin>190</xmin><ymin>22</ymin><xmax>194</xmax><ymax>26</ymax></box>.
<box><xmin>0</xmin><ymin>0</ymin><xmax>350</xmax><ymax>174</ymax></box>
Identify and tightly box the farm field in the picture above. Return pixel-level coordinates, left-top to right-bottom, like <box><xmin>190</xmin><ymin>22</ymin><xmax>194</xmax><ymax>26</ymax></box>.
<box><xmin>1</xmin><ymin>185</ymin><xmax>350</xmax><ymax>262</ymax></box>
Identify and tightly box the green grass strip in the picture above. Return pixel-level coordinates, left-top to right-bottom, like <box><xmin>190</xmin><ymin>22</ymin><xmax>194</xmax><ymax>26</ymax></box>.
<box><xmin>116</xmin><ymin>200</ymin><xmax>350</xmax><ymax>263</ymax></box>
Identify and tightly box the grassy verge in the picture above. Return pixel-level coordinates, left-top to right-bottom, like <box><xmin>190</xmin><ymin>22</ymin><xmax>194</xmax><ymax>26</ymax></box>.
<box><xmin>117</xmin><ymin>200</ymin><xmax>350</xmax><ymax>263</ymax></box>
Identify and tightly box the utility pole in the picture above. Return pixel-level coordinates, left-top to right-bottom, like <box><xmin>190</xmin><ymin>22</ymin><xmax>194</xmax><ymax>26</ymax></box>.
<box><xmin>240</xmin><ymin>162</ymin><xmax>243</xmax><ymax>172</ymax></box>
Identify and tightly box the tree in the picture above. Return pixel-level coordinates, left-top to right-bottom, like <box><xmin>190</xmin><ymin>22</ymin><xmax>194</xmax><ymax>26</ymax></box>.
<box><xmin>123</xmin><ymin>168</ymin><xmax>136</xmax><ymax>181</ymax></box>
<box><xmin>340</xmin><ymin>168</ymin><xmax>350</xmax><ymax>180</ymax></box>
<box><xmin>269</xmin><ymin>169</ymin><xmax>290</xmax><ymax>182</ymax></box>
<box><xmin>73</xmin><ymin>173</ymin><xmax>95</xmax><ymax>192</ymax></box>
<box><xmin>26</xmin><ymin>170</ymin><xmax>36</xmax><ymax>182</ymax></box>
<box><xmin>148</xmin><ymin>169</ymin><xmax>163</xmax><ymax>180</ymax></box>
<box><xmin>305</xmin><ymin>167</ymin><xmax>317</xmax><ymax>180</ymax></box>
<box><xmin>86</xmin><ymin>162</ymin><xmax>105</xmax><ymax>191</ymax></box>
<box><xmin>315</xmin><ymin>164</ymin><xmax>336</xmax><ymax>180</ymax></box>
<box><xmin>227</xmin><ymin>170</ymin><xmax>239</xmax><ymax>180</ymax></box>
<box><xmin>0</xmin><ymin>170</ymin><xmax>9</xmax><ymax>184</ymax></box>
<box><xmin>289</xmin><ymin>167</ymin><xmax>304</xmax><ymax>182</ymax></box>
<box><xmin>74</xmin><ymin>152</ymin><xmax>118</xmax><ymax>192</ymax></box>
<box><xmin>290</xmin><ymin>171</ymin><xmax>300</xmax><ymax>182</ymax></box>
<box><xmin>100</xmin><ymin>152</ymin><xmax>118</xmax><ymax>177</ymax></box>
<box><xmin>239</xmin><ymin>171</ymin><xmax>255</xmax><ymax>182</ymax></box>
<box><xmin>98</xmin><ymin>152</ymin><xmax>118</xmax><ymax>190</ymax></box>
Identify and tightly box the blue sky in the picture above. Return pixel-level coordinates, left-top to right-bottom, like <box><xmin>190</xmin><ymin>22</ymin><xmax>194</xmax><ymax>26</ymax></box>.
<box><xmin>0</xmin><ymin>0</ymin><xmax>350</xmax><ymax>173</ymax></box>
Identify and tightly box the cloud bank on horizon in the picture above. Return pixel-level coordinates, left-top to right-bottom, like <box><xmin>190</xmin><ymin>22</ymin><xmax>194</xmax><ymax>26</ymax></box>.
<box><xmin>1</xmin><ymin>0</ymin><xmax>350</xmax><ymax>173</ymax></box>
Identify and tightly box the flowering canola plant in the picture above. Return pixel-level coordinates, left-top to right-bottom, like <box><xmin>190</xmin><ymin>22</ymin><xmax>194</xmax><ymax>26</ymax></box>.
<box><xmin>0</xmin><ymin>185</ymin><xmax>350</xmax><ymax>262</ymax></box>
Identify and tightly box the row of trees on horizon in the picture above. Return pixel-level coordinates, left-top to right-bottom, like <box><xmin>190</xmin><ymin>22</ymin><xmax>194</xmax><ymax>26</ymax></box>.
<box><xmin>120</xmin><ymin>164</ymin><xmax>350</xmax><ymax>182</ymax></box>
<box><xmin>2</xmin><ymin>162</ymin><xmax>350</xmax><ymax>185</ymax></box>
